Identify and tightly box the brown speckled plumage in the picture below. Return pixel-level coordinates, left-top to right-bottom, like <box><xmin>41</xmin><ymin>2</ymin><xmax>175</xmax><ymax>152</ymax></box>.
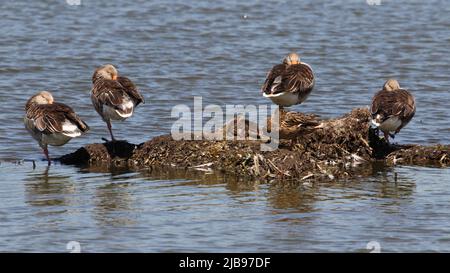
<box><xmin>262</xmin><ymin>63</ymin><xmax>314</xmax><ymax>95</ymax></box>
<box><xmin>370</xmin><ymin>79</ymin><xmax>416</xmax><ymax>143</ymax></box>
<box><xmin>266</xmin><ymin>109</ymin><xmax>322</xmax><ymax>145</ymax></box>
<box><xmin>25</xmin><ymin>99</ymin><xmax>89</xmax><ymax>136</ymax></box>
<box><xmin>262</xmin><ymin>53</ymin><xmax>315</xmax><ymax>107</ymax></box>
<box><xmin>91</xmin><ymin>74</ymin><xmax>144</xmax><ymax>120</ymax></box>
<box><xmin>91</xmin><ymin>64</ymin><xmax>144</xmax><ymax>141</ymax></box>
<box><xmin>24</xmin><ymin>91</ymin><xmax>89</xmax><ymax>165</ymax></box>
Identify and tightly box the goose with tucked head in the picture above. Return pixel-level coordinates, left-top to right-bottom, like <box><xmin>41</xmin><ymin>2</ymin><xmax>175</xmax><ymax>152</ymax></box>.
<box><xmin>262</xmin><ymin>52</ymin><xmax>315</xmax><ymax>108</ymax></box>
<box><xmin>24</xmin><ymin>91</ymin><xmax>90</xmax><ymax>165</ymax></box>
<box><xmin>370</xmin><ymin>79</ymin><xmax>416</xmax><ymax>144</ymax></box>
<box><xmin>91</xmin><ymin>64</ymin><xmax>144</xmax><ymax>141</ymax></box>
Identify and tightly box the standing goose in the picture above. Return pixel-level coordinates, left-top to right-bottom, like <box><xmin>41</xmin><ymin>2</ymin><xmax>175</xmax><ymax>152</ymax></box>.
<box><xmin>371</xmin><ymin>79</ymin><xmax>416</xmax><ymax>144</ymax></box>
<box><xmin>91</xmin><ymin>64</ymin><xmax>144</xmax><ymax>141</ymax></box>
<box><xmin>24</xmin><ymin>91</ymin><xmax>90</xmax><ymax>165</ymax></box>
<box><xmin>262</xmin><ymin>53</ymin><xmax>315</xmax><ymax>108</ymax></box>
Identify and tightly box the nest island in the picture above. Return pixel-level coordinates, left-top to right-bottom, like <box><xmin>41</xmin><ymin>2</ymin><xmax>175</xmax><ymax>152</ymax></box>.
<box><xmin>59</xmin><ymin>108</ymin><xmax>449</xmax><ymax>182</ymax></box>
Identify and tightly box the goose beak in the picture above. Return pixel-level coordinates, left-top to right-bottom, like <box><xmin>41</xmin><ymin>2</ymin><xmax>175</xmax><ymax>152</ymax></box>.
<box><xmin>112</xmin><ymin>75</ymin><xmax>118</xmax><ymax>81</ymax></box>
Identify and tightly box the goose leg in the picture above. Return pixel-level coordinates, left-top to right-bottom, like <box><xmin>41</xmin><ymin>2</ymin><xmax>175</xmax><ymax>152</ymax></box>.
<box><xmin>43</xmin><ymin>146</ymin><xmax>51</xmax><ymax>166</ymax></box>
<box><xmin>383</xmin><ymin>131</ymin><xmax>390</xmax><ymax>144</ymax></box>
<box><xmin>106</xmin><ymin>120</ymin><xmax>116</xmax><ymax>142</ymax></box>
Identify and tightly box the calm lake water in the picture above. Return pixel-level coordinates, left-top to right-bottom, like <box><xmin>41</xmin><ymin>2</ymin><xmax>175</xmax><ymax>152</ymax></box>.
<box><xmin>1</xmin><ymin>0</ymin><xmax>450</xmax><ymax>252</ymax></box>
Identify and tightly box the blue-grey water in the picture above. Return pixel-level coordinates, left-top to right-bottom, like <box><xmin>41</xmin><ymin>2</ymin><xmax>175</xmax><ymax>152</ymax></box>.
<box><xmin>1</xmin><ymin>0</ymin><xmax>450</xmax><ymax>252</ymax></box>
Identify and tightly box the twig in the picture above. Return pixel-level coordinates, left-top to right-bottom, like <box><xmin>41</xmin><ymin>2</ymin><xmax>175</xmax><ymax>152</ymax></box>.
<box><xmin>267</xmin><ymin>159</ymin><xmax>290</xmax><ymax>176</ymax></box>
<box><xmin>301</xmin><ymin>173</ymin><xmax>314</xmax><ymax>180</ymax></box>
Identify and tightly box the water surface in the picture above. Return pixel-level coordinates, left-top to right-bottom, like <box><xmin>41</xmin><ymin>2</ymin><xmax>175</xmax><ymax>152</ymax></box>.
<box><xmin>1</xmin><ymin>0</ymin><xmax>450</xmax><ymax>252</ymax></box>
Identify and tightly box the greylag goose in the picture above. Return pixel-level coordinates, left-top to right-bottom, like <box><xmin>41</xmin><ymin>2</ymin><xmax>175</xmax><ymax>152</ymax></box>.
<box><xmin>24</xmin><ymin>91</ymin><xmax>90</xmax><ymax>165</ymax></box>
<box><xmin>262</xmin><ymin>53</ymin><xmax>315</xmax><ymax>108</ymax></box>
<box><xmin>370</xmin><ymin>79</ymin><xmax>416</xmax><ymax>143</ymax></box>
<box><xmin>91</xmin><ymin>64</ymin><xmax>144</xmax><ymax>141</ymax></box>
<box><xmin>266</xmin><ymin>108</ymin><xmax>322</xmax><ymax>148</ymax></box>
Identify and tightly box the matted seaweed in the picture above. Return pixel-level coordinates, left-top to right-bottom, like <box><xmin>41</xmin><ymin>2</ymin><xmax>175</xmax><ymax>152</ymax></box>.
<box><xmin>59</xmin><ymin>108</ymin><xmax>450</xmax><ymax>181</ymax></box>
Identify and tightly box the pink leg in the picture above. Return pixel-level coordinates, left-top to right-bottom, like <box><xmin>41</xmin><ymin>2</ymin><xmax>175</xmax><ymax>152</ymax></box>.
<box><xmin>106</xmin><ymin>120</ymin><xmax>116</xmax><ymax>142</ymax></box>
<box><xmin>43</xmin><ymin>146</ymin><xmax>51</xmax><ymax>166</ymax></box>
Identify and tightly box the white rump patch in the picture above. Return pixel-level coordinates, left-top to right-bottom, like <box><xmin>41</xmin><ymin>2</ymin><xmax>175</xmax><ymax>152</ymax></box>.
<box><xmin>263</xmin><ymin>91</ymin><xmax>299</xmax><ymax>107</ymax></box>
<box><xmin>116</xmin><ymin>111</ymin><xmax>133</xmax><ymax>118</ymax></box>
<box><xmin>103</xmin><ymin>104</ymin><xmax>134</xmax><ymax>121</ymax></box>
<box><xmin>120</xmin><ymin>100</ymin><xmax>134</xmax><ymax>111</ymax></box>
<box><xmin>62</xmin><ymin>120</ymin><xmax>82</xmax><ymax>138</ymax></box>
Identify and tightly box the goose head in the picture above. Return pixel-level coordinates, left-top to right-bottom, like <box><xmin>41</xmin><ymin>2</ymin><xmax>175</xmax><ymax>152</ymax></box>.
<box><xmin>383</xmin><ymin>79</ymin><xmax>401</xmax><ymax>91</ymax></box>
<box><xmin>283</xmin><ymin>53</ymin><xmax>300</xmax><ymax>65</ymax></box>
<box><xmin>93</xmin><ymin>64</ymin><xmax>119</xmax><ymax>82</ymax></box>
<box><xmin>31</xmin><ymin>91</ymin><xmax>54</xmax><ymax>105</ymax></box>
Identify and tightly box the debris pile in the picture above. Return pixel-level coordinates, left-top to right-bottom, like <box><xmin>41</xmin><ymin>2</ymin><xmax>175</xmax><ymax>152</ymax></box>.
<box><xmin>59</xmin><ymin>108</ymin><xmax>450</xmax><ymax>181</ymax></box>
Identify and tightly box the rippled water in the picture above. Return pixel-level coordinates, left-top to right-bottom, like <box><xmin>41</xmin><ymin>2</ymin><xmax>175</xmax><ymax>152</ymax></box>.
<box><xmin>1</xmin><ymin>0</ymin><xmax>450</xmax><ymax>252</ymax></box>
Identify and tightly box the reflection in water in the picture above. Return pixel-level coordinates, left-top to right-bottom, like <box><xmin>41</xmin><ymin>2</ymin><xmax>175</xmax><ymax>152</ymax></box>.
<box><xmin>93</xmin><ymin>182</ymin><xmax>137</xmax><ymax>227</ymax></box>
<box><xmin>77</xmin><ymin>164</ymin><xmax>140</xmax><ymax>227</ymax></box>
<box><xmin>140</xmin><ymin>167</ymin><xmax>237</xmax><ymax>186</ymax></box>
<box><xmin>370</xmin><ymin>162</ymin><xmax>416</xmax><ymax>201</ymax></box>
<box><xmin>24</xmin><ymin>166</ymin><xmax>76</xmax><ymax>207</ymax></box>
<box><xmin>266</xmin><ymin>162</ymin><xmax>416</xmax><ymax>214</ymax></box>
<box><xmin>21</xmin><ymin>162</ymin><xmax>418</xmax><ymax>225</ymax></box>
<box><xmin>1</xmin><ymin>158</ymin><xmax>448</xmax><ymax>252</ymax></box>
<box><xmin>268</xmin><ymin>185</ymin><xmax>318</xmax><ymax>213</ymax></box>
<box><xmin>80</xmin><ymin>164</ymin><xmax>135</xmax><ymax>177</ymax></box>
<box><xmin>136</xmin><ymin>163</ymin><xmax>417</xmax><ymax>216</ymax></box>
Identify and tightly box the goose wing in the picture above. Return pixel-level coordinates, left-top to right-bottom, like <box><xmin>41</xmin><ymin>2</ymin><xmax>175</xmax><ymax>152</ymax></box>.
<box><xmin>261</xmin><ymin>64</ymin><xmax>287</xmax><ymax>95</ymax></box>
<box><xmin>117</xmin><ymin>76</ymin><xmax>145</xmax><ymax>106</ymax></box>
<box><xmin>91</xmin><ymin>79</ymin><xmax>130</xmax><ymax>115</ymax></box>
<box><xmin>26</xmin><ymin>103</ymin><xmax>89</xmax><ymax>135</ymax></box>
<box><xmin>281</xmin><ymin>63</ymin><xmax>315</xmax><ymax>94</ymax></box>
<box><xmin>371</xmin><ymin>89</ymin><xmax>416</xmax><ymax>124</ymax></box>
